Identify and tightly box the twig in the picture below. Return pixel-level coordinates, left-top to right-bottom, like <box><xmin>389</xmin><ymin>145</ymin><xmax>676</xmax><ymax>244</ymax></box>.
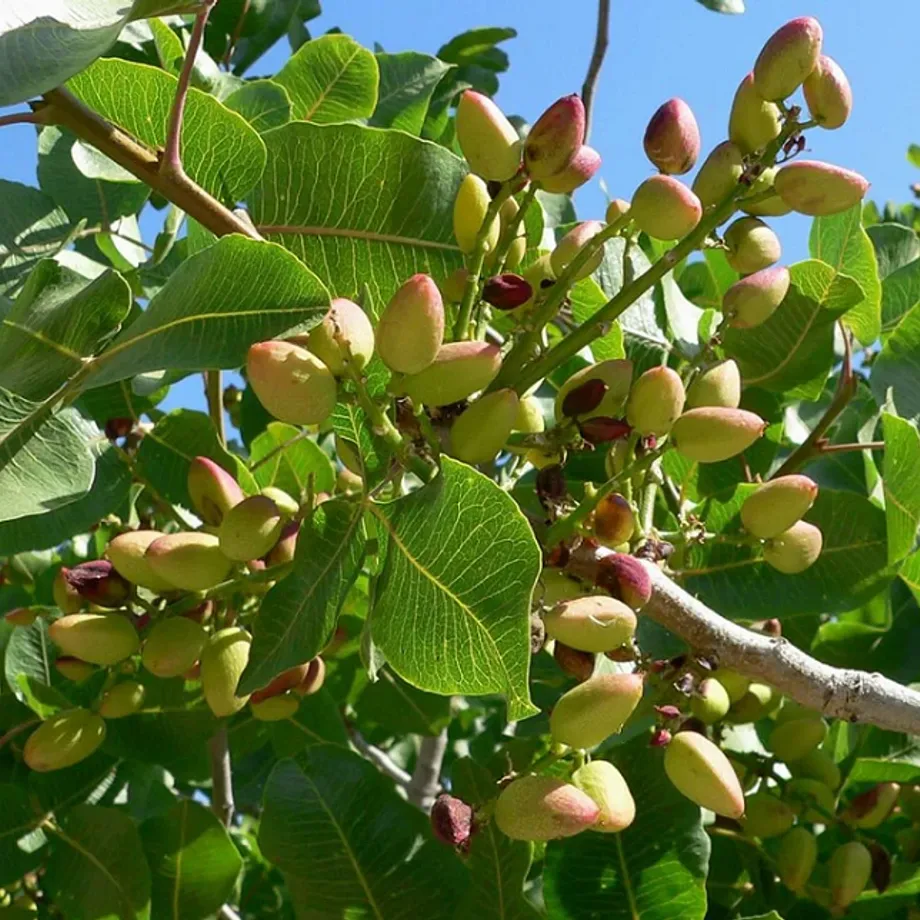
<box><xmin>817</xmin><ymin>440</ymin><xmax>884</xmax><ymax>455</ymax></box>
<box><xmin>162</xmin><ymin>0</ymin><xmax>217</xmax><ymax>177</ymax></box>
<box><xmin>209</xmin><ymin>727</ymin><xmax>235</xmax><ymax>827</ymax></box>
<box><xmin>222</xmin><ymin>0</ymin><xmax>252</xmax><ymax>68</ymax></box>
<box><xmin>349</xmin><ymin>731</ymin><xmax>412</xmax><ymax>786</ymax></box>
<box><xmin>205</xmin><ymin>370</ymin><xmax>226</xmax><ymax>443</ymax></box>
<box><xmin>0</xmin><ymin>110</ymin><xmax>46</xmax><ymax>129</ymax></box>
<box><xmin>567</xmin><ymin>544</ymin><xmax>920</xmax><ymax>735</ymax></box>
<box><xmin>0</xmin><ymin>719</ymin><xmax>40</xmax><ymax>752</ymax></box>
<box><xmin>406</xmin><ymin>729</ymin><xmax>448</xmax><ymax>811</ymax></box>
<box><xmin>581</xmin><ymin>0</ymin><xmax>611</xmax><ymax>140</ymax></box>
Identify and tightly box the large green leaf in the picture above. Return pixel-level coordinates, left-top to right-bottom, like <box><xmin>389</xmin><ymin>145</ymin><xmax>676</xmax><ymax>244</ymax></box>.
<box><xmin>881</xmin><ymin>412</ymin><xmax>920</xmax><ymax>564</ymax></box>
<box><xmin>0</xmin><ymin>784</ymin><xmax>43</xmax><ymax>886</ymax></box>
<box><xmin>683</xmin><ymin>487</ymin><xmax>892</xmax><ymax>619</ymax></box>
<box><xmin>86</xmin><ymin>235</ymin><xmax>328</xmax><ymax>387</ymax></box>
<box><xmin>224</xmin><ymin>79</ymin><xmax>293</xmax><ymax>134</ymax></box>
<box><xmin>355</xmin><ymin>669</ymin><xmax>453</xmax><ymax>737</ymax></box>
<box><xmin>0</xmin><ymin>261</ymin><xmax>131</xmax><ymax>399</ymax></box>
<box><xmin>248</xmin><ymin>421</ymin><xmax>335</xmax><ymax>497</ymax></box>
<box><xmin>369</xmin><ymin>458</ymin><xmax>539</xmax><ymax>721</ymax></box>
<box><xmin>544</xmin><ymin>737</ymin><xmax>710</xmax><ymax>920</ymax></box>
<box><xmin>867</xmin><ymin>222</ymin><xmax>920</xmax><ymax>279</ymax></box>
<box><xmin>276</xmin><ymin>33</ymin><xmax>378</xmax><ymax>124</ymax></box>
<box><xmin>0</xmin><ymin>180</ymin><xmax>72</xmax><ymax>296</ymax></box>
<box><xmin>370</xmin><ymin>52</ymin><xmax>452</xmax><ymax>135</ymax></box>
<box><xmin>723</xmin><ymin>260</ymin><xmax>864</xmax><ymax>400</ymax></box>
<box><xmin>140</xmin><ymin>799</ymin><xmax>242</xmax><ymax>920</ymax></box>
<box><xmin>880</xmin><ymin>256</ymin><xmax>920</xmax><ymax>335</ymax></box>
<box><xmin>268</xmin><ymin>688</ymin><xmax>350</xmax><ymax>758</ymax></box>
<box><xmin>68</xmin><ymin>58</ymin><xmax>266</xmax><ymax>203</ymax></box>
<box><xmin>873</xmin><ymin>300</ymin><xmax>920</xmax><ymax>423</ymax></box>
<box><xmin>259</xmin><ymin>749</ymin><xmax>463</xmax><ymax>919</ymax></box>
<box><xmin>45</xmin><ymin>804</ymin><xmax>151</xmax><ymax>920</ymax></box>
<box><xmin>3</xmin><ymin>617</ymin><xmax>73</xmax><ymax>717</ymax></box>
<box><xmin>810</xmin><ymin>204</ymin><xmax>882</xmax><ymax>344</ymax></box>
<box><xmin>238</xmin><ymin>500</ymin><xmax>367</xmax><ymax>696</ymax></box>
<box><xmin>0</xmin><ymin>390</ymin><xmax>96</xmax><ymax>522</ymax></box>
<box><xmin>249</xmin><ymin>122</ymin><xmax>465</xmax><ymax>304</ymax></box>
<box><xmin>331</xmin><ymin>402</ymin><xmax>392</xmax><ymax>489</ymax></box>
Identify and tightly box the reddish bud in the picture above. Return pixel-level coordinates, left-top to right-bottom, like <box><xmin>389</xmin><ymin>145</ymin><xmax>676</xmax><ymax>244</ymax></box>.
<box><xmin>525</xmin><ymin>94</ymin><xmax>586</xmax><ymax>181</ymax></box>
<box><xmin>64</xmin><ymin>560</ymin><xmax>131</xmax><ymax>608</ymax></box>
<box><xmin>750</xmin><ymin>618</ymin><xmax>782</xmax><ymax>637</ymax></box>
<box><xmin>643</xmin><ymin>98</ymin><xmax>701</xmax><ymax>175</ymax></box>
<box><xmin>540</xmin><ymin>145</ymin><xmax>602</xmax><ymax>194</ymax></box>
<box><xmin>650</xmin><ymin>727</ymin><xmax>672</xmax><ymax>747</ymax></box>
<box><xmin>594</xmin><ymin>553</ymin><xmax>652</xmax><ymax>610</ymax></box>
<box><xmin>482</xmin><ymin>274</ymin><xmax>534</xmax><ymax>310</ymax></box>
<box><xmin>536</xmin><ymin>464</ymin><xmax>567</xmax><ymax>505</ymax></box>
<box><xmin>553</xmin><ymin>641</ymin><xmax>596</xmax><ymax>682</ymax></box>
<box><xmin>104</xmin><ymin>417</ymin><xmax>132</xmax><ymax>440</ymax></box>
<box><xmin>431</xmin><ymin>794</ymin><xmax>474</xmax><ymax>849</ymax></box>
<box><xmin>579</xmin><ymin>417</ymin><xmax>631</xmax><ymax>445</ymax></box>
<box><xmin>870</xmin><ymin>842</ymin><xmax>892</xmax><ymax>894</ymax></box>
<box><xmin>655</xmin><ymin>705</ymin><xmax>682</xmax><ymax>720</ymax></box>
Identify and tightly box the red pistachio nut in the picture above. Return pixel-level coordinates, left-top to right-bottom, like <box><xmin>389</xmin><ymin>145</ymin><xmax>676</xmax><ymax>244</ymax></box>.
<box><xmin>63</xmin><ymin>560</ymin><xmax>131</xmax><ymax>609</ymax></box>
<box><xmin>482</xmin><ymin>273</ymin><xmax>534</xmax><ymax>310</ymax></box>
<box><xmin>431</xmin><ymin>793</ymin><xmax>475</xmax><ymax>848</ymax></box>
<box><xmin>643</xmin><ymin>97</ymin><xmax>700</xmax><ymax>175</ymax></box>
<box><xmin>753</xmin><ymin>16</ymin><xmax>823</xmax><ymax>102</ymax></box>
<box><xmin>594</xmin><ymin>553</ymin><xmax>652</xmax><ymax>610</ymax></box>
<box><xmin>579</xmin><ymin>416</ymin><xmax>631</xmax><ymax>445</ymax></box>
<box><xmin>524</xmin><ymin>94</ymin><xmax>586</xmax><ymax>181</ymax></box>
<box><xmin>540</xmin><ymin>145</ymin><xmax>601</xmax><ymax>194</ymax></box>
<box><xmin>377</xmin><ymin>273</ymin><xmax>445</xmax><ymax>374</ymax></box>
<box><xmin>803</xmin><ymin>55</ymin><xmax>852</xmax><ymax>130</ymax></box>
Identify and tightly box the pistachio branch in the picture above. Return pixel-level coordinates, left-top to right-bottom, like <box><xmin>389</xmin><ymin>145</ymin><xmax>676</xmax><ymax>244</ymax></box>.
<box><xmin>348</xmin><ymin>730</ymin><xmax>412</xmax><ymax>787</ymax></box>
<box><xmin>0</xmin><ymin>109</ymin><xmax>48</xmax><ymax>129</ymax></box>
<box><xmin>581</xmin><ymin>0</ymin><xmax>611</xmax><ymax>140</ymax></box>
<box><xmin>406</xmin><ymin>728</ymin><xmax>448</xmax><ymax>811</ymax></box>
<box><xmin>567</xmin><ymin>543</ymin><xmax>920</xmax><ymax>735</ymax></box>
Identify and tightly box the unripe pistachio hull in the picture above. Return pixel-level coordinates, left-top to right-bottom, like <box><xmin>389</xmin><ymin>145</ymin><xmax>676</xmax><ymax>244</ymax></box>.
<box><xmin>777</xmin><ymin>827</ymin><xmax>818</xmax><ymax>891</ymax></box>
<box><xmin>803</xmin><ymin>55</ymin><xmax>852</xmax><ymax>130</ymax></box>
<box><xmin>829</xmin><ymin>841</ymin><xmax>872</xmax><ymax>909</ymax></box>
<box><xmin>549</xmin><ymin>672</ymin><xmax>643</xmax><ymax>749</ymax></box>
<box><xmin>524</xmin><ymin>94</ymin><xmax>586</xmax><ymax>181</ymax></box>
<box><xmin>722</xmin><ymin>265</ymin><xmax>790</xmax><ymax>328</ymax></box>
<box><xmin>763</xmin><ymin>521</ymin><xmax>823</xmax><ymax>574</ymax></box>
<box><xmin>743</xmin><ymin>791</ymin><xmax>796</xmax><ymax>838</ymax></box>
<box><xmin>572</xmin><ymin>760</ymin><xmax>636</xmax><ymax>832</ymax></box>
<box><xmin>593</xmin><ymin>494</ymin><xmax>635</xmax><ymax>548</ymax></box>
<box><xmin>453</xmin><ymin>173</ymin><xmax>499</xmax><ymax>254</ymax></box>
<box><xmin>219</xmin><ymin>495</ymin><xmax>284</xmax><ymax>562</ymax></box>
<box><xmin>377</xmin><ymin>274</ymin><xmax>445</xmax><ymax>375</ymax></box>
<box><xmin>49</xmin><ymin>613</ymin><xmax>139</xmax><ymax>666</ymax></box>
<box><xmin>449</xmin><ymin>389</ymin><xmax>519</xmax><ymax>465</ymax></box>
<box><xmin>187</xmin><ymin>456</ymin><xmax>245</xmax><ymax>527</ymax></box>
<box><xmin>550</xmin><ymin>221</ymin><xmax>605</xmax><ymax>281</ymax></box>
<box><xmin>724</xmin><ymin>216</ymin><xmax>781</xmax><ymax>274</ymax></box>
<box><xmin>402</xmin><ymin>341</ymin><xmax>502</xmax><ymax>407</ymax></box>
<box><xmin>99</xmin><ymin>680</ymin><xmax>146</xmax><ymax>719</ymax></box>
<box><xmin>643</xmin><ymin>97</ymin><xmax>700</xmax><ymax>175</ymax></box>
<box><xmin>671</xmin><ymin>408</ymin><xmax>766</xmax><ymax>463</ymax></box>
<box><xmin>663</xmin><ymin>731</ymin><xmax>745</xmax><ymax>818</ymax></box>
<box><xmin>200</xmin><ymin>627</ymin><xmax>252</xmax><ymax>717</ymax></box>
<box><xmin>514</xmin><ymin>395</ymin><xmax>545</xmax><ymax>434</ymax></box>
<box><xmin>247</xmin><ymin>340</ymin><xmax>337</xmax><ymax>426</ymax></box>
<box><xmin>251</xmin><ymin>691</ymin><xmax>300</xmax><ymax>721</ymax></box>
<box><xmin>630</xmin><ymin>175</ymin><xmax>702</xmax><ymax>241</ymax></box>
<box><xmin>774</xmin><ymin>160</ymin><xmax>870</xmax><ymax>217</ymax></box>
<box><xmin>626</xmin><ymin>366</ymin><xmax>686</xmax><ymax>436</ymax></box>
<box><xmin>685</xmin><ymin>360</ymin><xmax>741</xmax><ymax>410</ymax></box>
<box><xmin>788</xmin><ymin>749</ymin><xmax>841</xmax><ymax>790</ymax></box>
<box><xmin>768</xmin><ymin>715</ymin><xmax>827</xmax><ymax>761</ymax></box>
<box><xmin>785</xmin><ymin>777</ymin><xmax>835</xmax><ymax>823</ymax></box>
<box><xmin>24</xmin><ymin>709</ymin><xmax>106</xmax><ymax>772</ymax></box>
<box><xmin>741</xmin><ymin>475</ymin><xmax>818</xmax><ymax>539</ymax></box>
<box><xmin>142</xmin><ymin>616</ymin><xmax>208</xmax><ymax>678</ymax></box>
<box><xmin>692</xmin><ymin>141</ymin><xmax>744</xmax><ymax>209</ymax></box>
<box><xmin>728</xmin><ymin>73</ymin><xmax>783</xmax><ymax>154</ymax></box>
<box><xmin>456</xmin><ymin>90</ymin><xmax>523</xmax><ymax>181</ymax></box>
<box><xmin>146</xmin><ymin>532</ymin><xmax>233</xmax><ymax>592</ymax></box>
<box><xmin>543</xmin><ymin>596</ymin><xmax>637</xmax><ymax>653</ymax></box>
<box><xmin>106</xmin><ymin>530</ymin><xmax>176</xmax><ymax>592</ymax></box>
<box><xmin>494</xmin><ymin>774</ymin><xmax>599</xmax><ymax>841</ymax></box>
<box><xmin>541</xmin><ymin>145</ymin><xmax>602</xmax><ymax>194</ymax></box>
<box><xmin>753</xmin><ymin>16</ymin><xmax>823</xmax><ymax>102</ymax></box>
<box><xmin>304</xmin><ymin>298</ymin><xmax>375</xmax><ymax>375</ymax></box>
<box><xmin>690</xmin><ymin>678</ymin><xmax>731</xmax><ymax>724</ymax></box>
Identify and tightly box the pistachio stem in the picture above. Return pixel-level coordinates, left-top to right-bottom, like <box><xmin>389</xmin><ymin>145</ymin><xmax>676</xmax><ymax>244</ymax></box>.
<box><xmin>209</xmin><ymin>727</ymin><xmax>235</xmax><ymax>826</ymax></box>
<box><xmin>494</xmin><ymin>183</ymin><xmax>539</xmax><ymax>273</ymax></box>
<box><xmin>205</xmin><ymin>370</ymin><xmax>225</xmax><ymax>443</ymax></box>
<box><xmin>581</xmin><ymin>0</ymin><xmax>611</xmax><ymax>141</ymax></box>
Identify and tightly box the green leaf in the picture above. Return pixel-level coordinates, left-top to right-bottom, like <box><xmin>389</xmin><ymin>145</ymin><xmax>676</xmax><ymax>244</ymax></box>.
<box><xmin>370</xmin><ymin>52</ymin><xmax>452</xmax><ymax>135</ymax></box>
<box><xmin>239</xmin><ymin>500</ymin><xmax>366</xmax><ymax>695</ymax></box>
<box><xmin>269</xmin><ymin>688</ymin><xmax>350</xmax><ymax>758</ymax></box>
<box><xmin>846</xmin><ymin>758</ymin><xmax>920</xmax><ymax>785</ymax></box>
<box><xmin>331</xmin><ymin>403</ymin><xmax>392</xmax><ymax>489</ymax></box>
<box><xmin>810</xmin><ymin>204</ymin><xmax>882</xmax><ymax>344</ymax></box>
<box><xmin>0</xmin><ymin>391</ymin><xmax>96</xmax><ymax>523</ymax></box>
<box><xmin>696</xmin><ymin>0</ymin><xmax>744</xmax><ymax>11</ymax></box>
<box><xmin>0</xmin><ymin>180</ymin><xmax>72</xmax><ymax>296</ymax></box>
<box><xmin>867</xmin><ymin>222</ymin><xmax>920</xmax><ymax>279</ymax></box>
<box><xmin>86</xmin><ymin>235</ymin><xmax>328</xmax><ymax>388</ymax></box>
<box><xmin>881</xmin><ymin>412</ymin><xmax>920</xmax><ymax>564</ymax></box>
<box><xmin>683</xmin><ymin>487</ymin><xmax>892</xmax><ymax>619</ymax></box>
<box><xmin>135</xmin><ymin>409</ymin><xmax>257</xmax><ymax>511</ymax></box>
<box><xmin>249</xmin><ymin>122</ymin><xmax>465</xmax><ymax>304</ymax></box>
<box><xmin>369</xmin><ymin>458</ymin><xmax>539</xmax><ymax>721</ymax></box>
<box><xmin>275</xmin><ymin>34</ymin><xmax>379</xmax><ymax>123</ymax></box>
<box><xmin>723</xmin><ymin>260</ymin><xmax>864</xmax><ymax>400</ymax></box>
<box><xmin>68</xmin><ymin>58</ymin><xmax>266</xmax><ymax>203</ymax></box>
<box><xmin>570</xmin><ymin>273</ymin><xmax>625</xmax><ymax>361</ymax></box>
<box><xmin>224</xmin><ymin>79</ymin><xmax>293</xmax><ymax>134</ymax></box>
<box><xmin>260</xmin><ymin>749</ymin><xmax>463</xmax><ymax>919</ymax></box>
<box><xmin>0</xmin><ymin>784</ymin><xmax>43</xmax><ymax>886</ymax></box>
<box><xmin>909</xmin><ymin>144</ymin><xmax>920</xmax><ymax>169</ymax></box>
<box><xmin>45</xmin><ymin>804</ymin><xmax>151</xmax><ymax>920</ymax></box>
<box><xmin>451</xmin><ymin>758</ymin><xmax>541</xmax><ymax>920</ymax></box>
<box><xmin>140</xmin><ymin>799</ymin><xmax>242</xmax><ymax>920</ymax></box>
<box><xmin>38</xmin><ymin>127</ymin><xmax>150</xmax><ymax>227</ymax></box>
<box><xmin>881</xmin><ymin>256</ymin><xmax>920</xmax><ymax>334</ymax></box>
<box><xmin>249</xmin><ymin>421</ymin><xmax>335</xmax><ymax>496</ymax></box>
<box><xmin>544</xmin><ymin>736</ymin><xmax>709</xmax><ymax>920</ymax></box>
<box><xmin>900</xmin><ymin>549</ymin><xmax>920</xmax><ymax>606</ymax></box>
<box><xmin>658</xmin><ymin>269</ymin><xmax>706</xmax><ymax>358</ymax></box>
<box><xmin>873</xmin><ymin>300</ymin><xmax>920</xmax><ymax>423</ymax></box>
<box><xmin>0</xmin><ymin>261</ymin><xmax>131</xmax><ymax>399</ymax></box>
<box><xmin>356</xmin><ymin>669</ymin><xmax>453</xmax><ymax>736</ymax></box>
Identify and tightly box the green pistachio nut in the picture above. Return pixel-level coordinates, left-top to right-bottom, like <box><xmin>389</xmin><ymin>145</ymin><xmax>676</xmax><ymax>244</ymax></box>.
<box><xmin>555</xmin><ymin>359</ymin><xmax>633</xmax><ymax>421</ymax></box>
<box><xmin>842</xmin><ymin>782</ymin><xmax>900</xmax><ymax>829</ymax></box>
<box><xmin>788</xmin><ymin>749</ymin><xmax>842</xmax><ymax>790</ymax></box>
<box><xmin>549</xmin><ymin>672</ymin><xmax>644</xmax><ymax>749</ymax></box>
<box><xmin>524</xmin><ymin>94</ymin><xmax>586</xmax><ymax>181</ymax></box>
<box><xmin>593</xmin><ymin>494</ymin><xmax>636</xmax><ymax>548</ymax></box>
<box><xmin>23</xmin><ymin>709</ymin><xmax>106</xmax><ymax>772</ymax></box>
<box><xmin>142</xmin><ymin>616</ymin><xmax>208</xmax><ymax>679</ymax></box>
<box><xmin>803</xmin><ymin>55</ymin><xmax>852</xmax><ymax>130</ymax></box>
<box><xmin>630</xmin><ymin>175</ymin><xmax>702</xmax><ymax>240</ymax></box>
<box><xmin>55</xmin><ymin>656</ymin><xmax>96</xmax><ymax>682</ymax></box>
<box><xmin>540</xmin><ymin>145</ymin><xmax>602</xmax><ymax>194</ymax></box>
<box><xmin>671</xmin><ymin>407</ymin><xmax>766</xmax><ymax>463</ymax></box>
<box><xmin>763</xmin><ymin>521</ymin><xmax>823</xmax><ymax>574</ymax></box>
<box><xmin>49</xmin><ymin>613</ymin><xmax>139</xmax><ymax>666</ymax></box>
<box><xmin>439</xmin><ymin>268</ymin><xmax>468</xmax><ymax>304</ymax></box>
<box><xmin>724</xmin><ymin>216</ymin><xmax>781</xmax><ymax>274</ymax></box>
<box><xmin>728</xmin><ymin>73</ymin><xmax>783</xmax><ymax>155</ymax></box>
<box><xmin>571</xmin><ymin>760</ymin><xmax>636</xmax><ymax>833</ymax></box>
<box><xmin>753</xmin><ymin>16</ymin><xmax>823</xmax><ymax>102</ymax></box>
<box><xmin>145</xmin><ymin>532</ymin><xmax>233</xmax><ymax>592</ymax></box>
<box><xmin>663</xmin><ymin>730</ymin><xmax>745</xmax><ymax>818</ymax></box>
<box><xmin>829</xmin><ymin>841</ymin><xmax>872</xmax><ymax>910</ymax></box>
<box><xmin>550</xmin><ymin>220</ymin><xmax>605</xmax><ymax>281</ymax></box>
<box><xmin>543</xmin><ymin>596</ymin><xmax>637</xmax><ymax>654</ymax></box>
<box><xmin>690</xmin><ymin>678</ymin><xmax>731</xmax><ymax>724</ymax></box>
<box><xmin>692</xmin><ymin>141</ymin><xmax>744</xmax><ymax>209</ymax></box>
<box><xmin>715</xmin><ymin>669</ymin><xmax>750</xmax><ymax>703</ymax></box>
<box><xmin>743</xmin><ymin>791</ymin><xmax>796</xmax><ymax>838</ymax></box>
<box><xmin>449</xmin><ymin>389</ymin><xmax>519</xmax><ymax>465</ymax></box>
<box><xmin>536</xmin><ymin>569</ymin><xmax>591</xmax><ymax>607</ymax></box>
<box><xmin>251</xmin><ymin>691</ymin><xmax>301</xmax><ymax>722</ymax></box>
<box><xmin>722</xmin><ymin>265</ymin><xmax>790</xmax><ymax>328</ymax></box>
<box><xmin>200</xmin><ymin>626</ymin><xmax>252</xmax><ymax>718</ymax></box>
<box><xmin>900</xmin><ymin>785</ymin><xmax>920</xmax><ymax>823</ymax></box>
<box><xmin>377</xmin><ymin>274</ymin><xmax>445</xmax><ymax>375</ymax></box>
<box><xmin>53</xmin><ymin>568</ymin><xmax>83</xmax><ymax>614</ymax></box>
<box><xmin>105</xmin><ymin>530</ymin><xmax>176</xmax><ymax>592</ymax></box>
<box><xmin>494</xmin><ymin>774</ymin><xmax>599</xmax><ymax>841</ymax></box>
<box><xmin>266</xmin><ymin>520</ymin><xmax>300</xmax><ymax>567</ymax></box>
<box><xmin>247</xmin><ymin>340</ymin><xmax>337</xmax><ymax>426</ymax></box>
<box><xmin>740</xmin><ymin>166</ymin><xmax>793</xmax><ymax>217</ymax></box>
<box><xmin>456</xmin><ymin>90</ymin><xmax>523</xmax><ymax>181</ymax></box>
<box><xmin>402</xmin><ymin>341</ymin><xmax>502</xmax><ymax>407</ymax></box>
<box><xmin>605</xmin><ymin>198</ymin><xmax>631</xmax><ymax>223</ymax></box>
<box><xmin>741</xmin><ymin>475</ymin><xmax>819</xmax><ymax>539</ymax></box>
<box><xmin>685</xmin><ymin>360</ymin><xmax>741</xmax><ymax>409</ymax></box>
<box><xmin>726</xmin><ymin>682</ymin><xmax>781</xmax><ymax>723</ymax></box>
<box><xmin>514</xmin><ymin>395</ymin><xmax>545</xmax><ymax>434</ymax></box>
<box><xmin>777</xmin><ymin>827</ymin><xmax>818</xmax><ymax>892</ymax></box>
<box><xmin>643</xmin><ymin>97</ymin><xmax>700</xmax><ymax>175</ymax></box>
<box><xmin>768</xmin><ymin>713</ymin><xmax>827</xmax><ymax>761</ymax></box>
<box><xmin>785</xmin><ymin>777</ymin><xmax>836</xmax><ymax>823</ymax></box>
<box><xmin>453</xmin><ymin>173</ymin><xmax>499</xmax><ymax>254</ymax></box>
<box><xmin>303</xmin><ymin>298</ymin><xmax>375</xmax><ymax>375</ymax></box>
<box><xmin>186</xmin><ymin>457</ymin><xmax>244</xmax><ymax>527</ymax></box>
<box><xmin>260</xmin><ymin>487</ymin><xmax>299</xmax><ymax>517</ymax></box>
<box><xmin>626</xmin><ymin>366</ymin><xmax>686</xmax><ymax>436</ymax></box>
<box><xmin>774</xmin><ymin>160</ymin><xmax>870</xmax><ymax>217</ymax></box>
<box><xmin>335</xmin><ymin>434</ymin><xmax>363</xmax><ymax>477</ymax></box>
<box><xmin>219</xmin><ymin>495</ymin><xmax>284</xmax><ymax>562</ymax></box>
<box><xmin>495</xmin><ymin>197</ymin><xmax>526</xmax><ymax>270</ymax></box>
<box><xmin>98</xmin><ymin>680</ymin><xmax>146</xmax><ymax>719</ymax></box>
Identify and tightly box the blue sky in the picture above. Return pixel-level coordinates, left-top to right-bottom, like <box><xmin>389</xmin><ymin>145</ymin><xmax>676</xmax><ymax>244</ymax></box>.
<box><xmin>3</xmin><ymin>1</ymin><xmax>919</xmax><ymax>419</ymax></box>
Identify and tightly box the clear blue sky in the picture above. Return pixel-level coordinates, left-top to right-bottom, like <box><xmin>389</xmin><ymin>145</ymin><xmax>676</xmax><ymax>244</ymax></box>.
<box><xmin>3</xmin><ymin>0</ymin><xmax>919</xmax><ymax>420</ymax></box>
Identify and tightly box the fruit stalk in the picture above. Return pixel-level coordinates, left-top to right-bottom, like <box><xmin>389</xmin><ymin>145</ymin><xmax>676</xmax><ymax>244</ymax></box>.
<box><xmin>493</xmin><ymin>184</ymin><xmax>539</xmax><ymax>273</ymax></box>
